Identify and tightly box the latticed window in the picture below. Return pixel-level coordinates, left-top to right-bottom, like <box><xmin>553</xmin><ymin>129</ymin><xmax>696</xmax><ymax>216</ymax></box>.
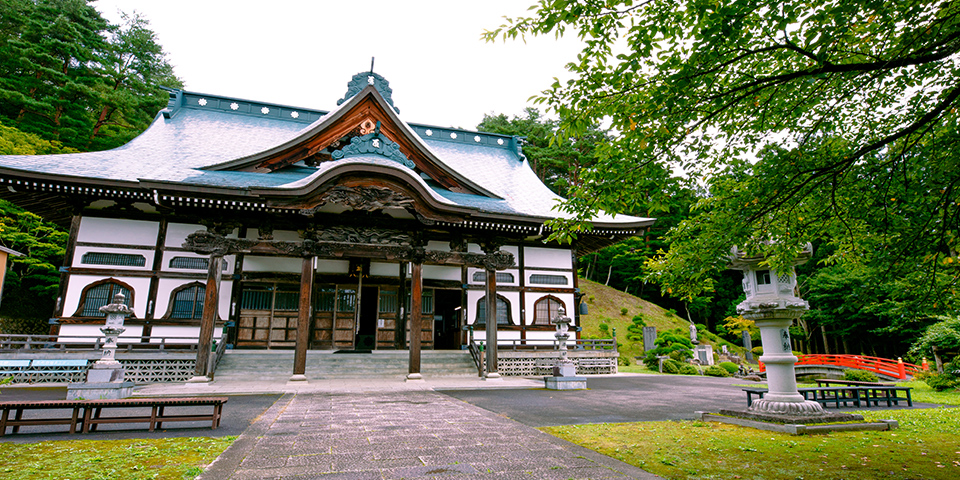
<box><xmin>405</xmin><ymin>289</ymin><xmax>434</xmax><ymax>314</ymax></box>
<box><xmin>529</xmin><ymin>274</ymin><xmax>568</xmax><ymax>285</ymax></box>
<box><xmin>472</xmin><ymin>271</ymin><xmax>515</xmax><ymax>283</ymax></box>
<box><xmin>337</xmin><ymin>289</ymin><xmax>357</xmax><ymax>312</ymax></box>
<box><xmin>81</xmin><ymin>252</ymin><xmax>146</xmax><ymax>267</ymax></box>
<box><xmin>274</xmin><ymin>291</ymin><xmax>299</xmax><ymax>311</ymax></box>
<box><xmin>168</xmin><ymin>256</ymin><xmax>228</xmax><ymax>270</ymax></box>
<box><xmin>475</xmin><ymin>295</ymin><xmax>511</xmax><ymax>325</ymax></box>
<box><xmin>170</xmin><ymin>284</ymin><xmax>205</xmax><ymax>319</ymax></box>
<box><xmin>316</xmin><ymin>288</ymin><xmax>336</xmax><ymax>312</ymax></box>
<box><xmin>533</xmin><ymin>296</ymin><xmax>565</xmax><ymax>325</ymax></box>
<box><xmin>78</xmin><ymin>281</ymin><xmax>132</xmax><ymax>317</ymax></box>
<box><xmin>379</xmin><ymin>289</ymin><xmax>397</xmax><ymax>313</ymax></box>
<box><xmin>241</xmin><ymin>288</ymin><xmax>272</xmax><ymax>310</ymax></box>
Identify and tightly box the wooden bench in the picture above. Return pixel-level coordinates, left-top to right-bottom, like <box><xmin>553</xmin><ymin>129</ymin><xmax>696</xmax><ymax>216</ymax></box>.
<box><xmin>815</xmin><ymin>378</ymin><xmax>894</xmax><ymax>387</ymax></box>
<box><xmin>0</xmin><ymin>397</ymin><xmax>227</xmax><ymax>436</ymax></box>
<box><xmin>742</xmin><ymin>386</ymin><xmax>912</xmax><ymax>408</ymax></box>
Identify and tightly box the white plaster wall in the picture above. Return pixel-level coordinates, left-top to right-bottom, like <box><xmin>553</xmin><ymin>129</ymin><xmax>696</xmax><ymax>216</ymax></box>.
<box><xmin>524</xmin><ymin>293</ymin><xmax>576</xmax><ymax>325</ymax></box>
<box><xmin>466</xmin><ymin>289</ymin><xmax>521</xmax><ymax>325</ymax></box>
<box><xmin>269</xmin><ymin>229</ymin><xmax>302</xmax><ymax>242</ymax></box>
<box><xmin>523</xmin><ymin>246</ymin><xmax>572</xmax><ymax>269</ymax></box>
<box><xmin>243</xmin><ymin>256</ymin><xmax>302</xmax><ymax>273</ymax></box>
<box><xmin>467</xmin><ymin>243</ymin><xmax>482</xmax><ymax>254</ymax></box>
<box><xmin>63</xmin><ymin>275</ymin><xmax>151</xmax><ymax>319</ymax></box>
<box><xmin>154</xmin><ymin>278</ymin><xmax>232</xmax><ymax>320</ymax></box>
<box><xmin>58</xmin><ymin>324</ymin><xmax>143</xmax><ymax>342</ymax></box>
<box><xmin>72</xmin><ymin>245</ymin><xmax>154</xmax><ymax>271</ymax></box>
<box><xmin>149</xmin><ymin>326</ymin><xmax>223</xmax><ymax>344</ymax></box>
<box><xmin>472</xmin><ymin>330</ymin><xmax>522</xmax><ymax>342</ymax></box>
<box><xmin>161</xmin><ymin>251</ymin><xmax>235</xmax><ymax>274</ymax></box>
<box><xmin>525</xmin><ymin>270</ymin><xmax>573</xmax><ymax>287</ymax></box>
<box><xmin>317</xmin><ymin>259</ymin><xmax>350</xmax><ymax>274</ymax></box>
<box><xmin>78</xmin><ymin>217</ymin><xmax>158</xmax><ymax>246</ymax></box>
<box><xmin>370</xmin><ymin>262</ymin><xmax>400</xmax><ymax>277</ymax></box>
<box><xmin>523</xmin><ymin>331</ymin><xmax>559</xmax><ymax>343</ymax></box>
<box><xmin>426</xmin><ymin>240</ymin><xmax>450</xmax><ymax>252</ymax></box>
<box><xmin>423</xmin><ymin>265</ymin><xmax>461</xmax><ymax>282</ymax></box>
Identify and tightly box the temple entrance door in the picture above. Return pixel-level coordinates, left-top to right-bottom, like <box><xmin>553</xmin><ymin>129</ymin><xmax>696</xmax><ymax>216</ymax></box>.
<box><xmin>356</xmin><ymin>286</ymin><xmax>379</xmax><ymax>350</ymax></box>
<box><xmin>433</xmin><ymin>289</ymin><xmax>462</xmax><ymax>350</ymax></box>
<box><xmin>236</xmin><ymin>284</ymin><xmax>299</xmax><ymax>349</ymax></box>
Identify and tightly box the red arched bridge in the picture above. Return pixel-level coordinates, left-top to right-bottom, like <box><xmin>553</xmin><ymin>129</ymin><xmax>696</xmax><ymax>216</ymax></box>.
<box><xmin>759</xmin><ymin>354</ymin><xmax>926</xmax><ymax>381</ymax></box>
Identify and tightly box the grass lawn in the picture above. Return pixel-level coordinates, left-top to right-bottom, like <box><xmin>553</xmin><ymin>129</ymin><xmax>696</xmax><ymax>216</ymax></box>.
<box><xmin>0</xmin><ymin>436</ymin><xmax>234</xmax><ymax>480</ymax></box>
<box><xmin>545</xmin><ymin>383</ymin><xmax>960</xmax><ymax>480</ymax></box>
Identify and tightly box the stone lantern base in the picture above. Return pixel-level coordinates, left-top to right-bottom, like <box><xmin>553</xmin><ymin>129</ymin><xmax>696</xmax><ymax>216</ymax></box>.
<box><xmin>66</xmin><ymin>381</ymin><xmax>134</xmax><ymax>400</ymax></box>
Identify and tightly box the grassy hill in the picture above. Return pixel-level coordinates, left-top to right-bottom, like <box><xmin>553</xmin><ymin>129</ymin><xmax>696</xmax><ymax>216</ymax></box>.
<box><xmin>578</xmin><ymin>278</ymin><xmax>740</xmax><ymax>364</ymax></box>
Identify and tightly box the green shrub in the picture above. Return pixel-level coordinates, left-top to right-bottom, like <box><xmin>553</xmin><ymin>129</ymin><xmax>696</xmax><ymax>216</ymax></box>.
<box><xmin>718</xmin><ymin>362</ymin><xmax>739</xmax><ymax>375</ymax></box>
<box><xmin>620</xmin><ymin>307</ymin><xmax>629</xmax><ymax>315</ymax></box>
<box><xmin>678</xmin><ymin>364</ymin><xmax>699</xmax><ymax>375</ymax></box>
<box><xmin>704</xmin><ymin>365</ymin><xmax>729</xmax><ymax>377</ymax></box>
<box><xmin>617</xmin><ymin>354</ymin><xmax>631</xmax><ymax>366</ymax></box>
<box><xmin>631</xmin><ymin>315</ymin><xmax>646</xmax><ymax>326</ymax></box>
<box><xmin>665</xmin><ymin>309</ymin><xmax>677</xmax><ymax>317</ymax></box>
<box><xmin>662</xmin><ymin>359</ymin><xmax>681</xmax><ymax>374</ymax></box>
<box><xmin>924</xmin><ymin>373</ymin><xmax>959</xmax><ymax>391</ymax></box>
<box><xmin>844</xmin><ymin>369</ymin><xmax>879</xmax><ymax>383</ymax></box>
<box><xmin>751</xmin><ymin>346</ymin><xmax>763</xmax><ymax>356</ymax></box>
<box><xmin>598</xmin><ymin>323</ymin><xmax>609</xmax><ymax>333</ymax></box>
<box><xmin>669</xmin><ymin>349</ymin><xmax>692</xmax><ymax>362</ymax></box>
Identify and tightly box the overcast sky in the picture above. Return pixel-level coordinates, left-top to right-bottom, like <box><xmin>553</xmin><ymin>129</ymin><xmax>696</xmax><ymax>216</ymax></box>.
<box><xmin>94</xmin><ymin>1</ymin><xmax>582</xmax><ymax>130</ymax></box>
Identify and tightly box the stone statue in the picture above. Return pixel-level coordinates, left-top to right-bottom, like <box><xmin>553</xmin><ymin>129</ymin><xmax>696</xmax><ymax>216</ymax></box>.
<box><xmin>689</xmin><ymin>323</ymin><xmax>699</xmax><ymax>345</ymax></box>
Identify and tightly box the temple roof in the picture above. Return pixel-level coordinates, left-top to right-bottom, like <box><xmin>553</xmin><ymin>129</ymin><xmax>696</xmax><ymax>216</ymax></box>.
<box><xmin>0</xmin><ymin>74</ymin><xmax>654</xmax><ymax>232</ymax></box>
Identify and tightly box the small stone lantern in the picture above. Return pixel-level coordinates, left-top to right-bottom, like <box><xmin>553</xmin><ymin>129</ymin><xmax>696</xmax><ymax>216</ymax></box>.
<box><xmin>66</xmin><ymin>293</ymin><xmax>135</xmax><ymax>399</ymax></box>
<box><xmin>544</xmin><ymin>307</ymin><xmax>586</xmax><ymax>390</ymax></box>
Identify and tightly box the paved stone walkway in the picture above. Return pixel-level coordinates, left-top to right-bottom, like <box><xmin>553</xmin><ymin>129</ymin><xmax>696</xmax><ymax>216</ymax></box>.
<box><xmin>200</xmin><ymin>391</ymin><xmax>659</xmax><ymax>480</ymax></box>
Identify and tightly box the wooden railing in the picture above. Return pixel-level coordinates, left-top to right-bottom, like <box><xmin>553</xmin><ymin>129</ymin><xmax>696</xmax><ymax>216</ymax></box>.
<box><xmin>759</xmin><ymin>354</ymin><xmax>925</xmax><ymax>380</ymax></box>
<box><xmin>468</xmin><ymin>341</ymin><xmax>485</xmax><ymax>377</ymax></box>
<box><xmin>492</xmin><ymin>338</ymin><xmax>616</xmax><ymax>351</ymax></box>
<box><xmin>0</xmin><ymin>333</ymin><xmax>229</xmax><ymax>354</ymax></box>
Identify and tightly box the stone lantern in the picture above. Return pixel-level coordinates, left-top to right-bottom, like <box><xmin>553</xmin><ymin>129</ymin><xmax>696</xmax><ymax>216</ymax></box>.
<box><xmin>728</xmin><ymin>244</ymin><xmax>823</xmax><ymax>416</ymax></box>
<box><xmin>544</xmin><ymin>307</ymin><xmax>586</xmax><ymax>390</ymax></box>
<box><xmin>67</xmin><ymin>293</ymin><xmax>134</xmax><ymax>399</ymax></box>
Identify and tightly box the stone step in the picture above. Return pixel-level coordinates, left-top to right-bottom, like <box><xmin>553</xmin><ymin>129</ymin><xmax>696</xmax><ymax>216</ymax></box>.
<box><xmin>213</xmin><ymin>350</ymin><xmax>478</xmax><ymax>379</ymax></box>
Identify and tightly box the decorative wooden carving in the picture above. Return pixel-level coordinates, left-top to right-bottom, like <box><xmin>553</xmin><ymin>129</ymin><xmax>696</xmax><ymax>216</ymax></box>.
<box><xmin>302</xmin><ymin>225</ymin><xmax>414</xmax><ymax>246</ymax></box>
<box><xmin>182</xmin><ymin>231</ymin><xmax>516</xmax><ymax>269</ymax></box>
<box><xmin>299</xmin><ymin>185</ymin><xmax>416</xmax><ymax>216</ymax></box>
<box><xmin>331</xmin><ymin>133</ymin><xmax>415</xmax><ymax>169</ymax></box>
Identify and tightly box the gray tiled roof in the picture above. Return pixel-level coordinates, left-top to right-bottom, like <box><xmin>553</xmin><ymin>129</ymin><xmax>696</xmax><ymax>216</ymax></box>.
<box><xmin>0</xmin><ymin>92</ymin><xmax>652</xmax><ymax>227</ymax></box>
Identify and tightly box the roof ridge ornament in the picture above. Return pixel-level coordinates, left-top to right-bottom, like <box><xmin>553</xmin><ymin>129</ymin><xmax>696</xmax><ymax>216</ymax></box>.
<box><xmin>332</xmin><ymin>132</ymin><xmax>416</xmax><ymax>169</ymax></box>
<box><xmin>337</xmin><ymin>71</ymin><xmax>400</xmax><ymax>114</ymax></box>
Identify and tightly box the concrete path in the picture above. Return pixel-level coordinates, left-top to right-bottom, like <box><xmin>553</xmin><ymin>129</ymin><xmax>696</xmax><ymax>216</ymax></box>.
<box><xmin>200</xmin><ymin>390</ymin><xmax>660</xmax><ymax>480</ymax></box>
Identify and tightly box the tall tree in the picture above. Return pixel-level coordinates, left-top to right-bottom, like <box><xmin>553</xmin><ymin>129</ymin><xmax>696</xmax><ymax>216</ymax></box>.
<box><xmin>485</xmin><ymin>0</ymin><xmax>960</xmax><ymax>298</ymax></box>
<box><xmin>88</xmin><ymin>11</ymin><xmax>182</xmax><ymax>150</ymax></box>
<box><xmin>477</xmin><ymin>108</ymin><xmax>604</xmax><ymax>197</ymax></box>
<box><xmin>0</xmin><ymin>0</ymin><xmax>181</xmax><ymax>151</ymax></box>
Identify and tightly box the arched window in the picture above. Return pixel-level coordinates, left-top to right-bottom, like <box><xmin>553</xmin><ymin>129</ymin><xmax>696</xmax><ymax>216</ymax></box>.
<box><xmin>475</xmin><ymin>295</ymin><xmax>511</xmax><ymax>325</ymax></box>
<box><xmin>533</xmin><ymin>295</ymin><xmax>565</xmax><ymax>325</ymax></box>
<box><xmin>73</xmin><ymin>279</ymin><xmax>134</xmax><ymax>317</ymax></box>
<box><xmin>166</xmin><ymin>282</ymin><xmax>206</xmax><ymax>319</ymax></box>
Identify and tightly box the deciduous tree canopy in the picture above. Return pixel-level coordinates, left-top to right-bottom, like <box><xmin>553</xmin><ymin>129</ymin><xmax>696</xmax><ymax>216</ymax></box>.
<box><xmin>486</xmin><ymin>0</ymin><xmax>960</xmax><ymax>305</ymax></box>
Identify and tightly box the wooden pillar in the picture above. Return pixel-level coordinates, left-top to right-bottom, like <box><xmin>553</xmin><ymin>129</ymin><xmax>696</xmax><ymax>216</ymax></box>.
<box><xmin>190</xmin><ymin>253</ymin><xmax>223</xmax><ymax>382</ymax></box>
<box><xmin>291</xmin><ymin>256</ymin><xmax>314</xmax><ymax>381</ymax></box>
<box><xmin>407</xmin><ymin>261</ymin><xmax>423</xmax><ymax>380</ymax></box>
<box><xmin>484</xmin><ymin>265</ymin><xmax>500</xmax><ymax>379</ymax></box>
<box><xmin>397</xmin><ymin>262</ymin><xmax>407</xmax><ymax>349</ymax></box>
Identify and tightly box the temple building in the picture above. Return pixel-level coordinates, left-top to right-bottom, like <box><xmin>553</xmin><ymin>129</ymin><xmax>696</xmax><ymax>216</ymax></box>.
<box><xmin>0</xmin><ymin>72</ymin><xmax>653</xmax><ymax>381</ymax></box>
